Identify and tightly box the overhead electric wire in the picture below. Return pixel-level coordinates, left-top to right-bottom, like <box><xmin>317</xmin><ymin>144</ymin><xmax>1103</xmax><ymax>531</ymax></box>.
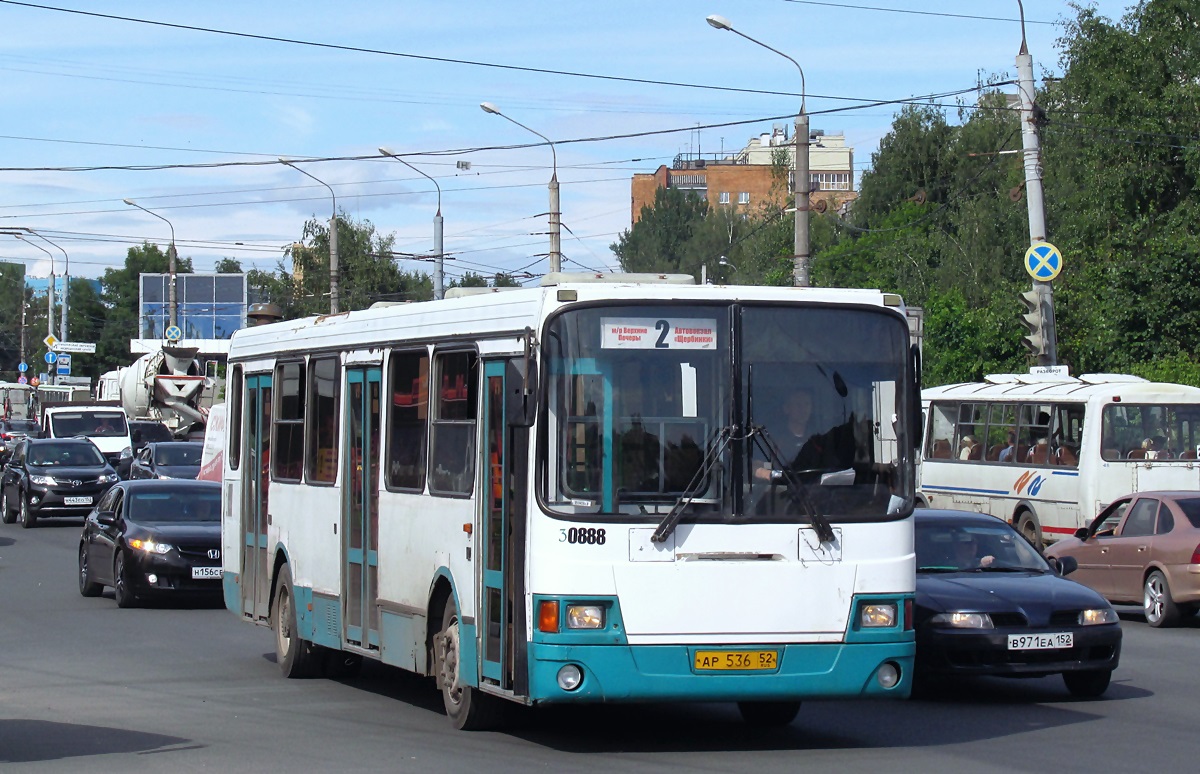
<box><xmin>0</xmin><ymin>82</ymin><xmax>1008</xmax><ymax>174</ymax></box>
<box><xmin>780</xmin><ymin>0</ymin><xmax>1056</xmax><ymax>25</ymax></box>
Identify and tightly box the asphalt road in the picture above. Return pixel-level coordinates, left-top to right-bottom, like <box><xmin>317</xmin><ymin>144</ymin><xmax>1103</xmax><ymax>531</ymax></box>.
<box><xmin>2</xmin><ymin>516</ymin><xmax>1197</xmax><ymax>773</ymax></box>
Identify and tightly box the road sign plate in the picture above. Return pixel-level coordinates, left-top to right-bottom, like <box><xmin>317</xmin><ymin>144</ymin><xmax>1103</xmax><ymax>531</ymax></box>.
<box><xmin>17</xmin><ymin>375</ymin><xmax>27</xmax><ymax>384</ymax></box>
<box><xmin>30</xmin><ymin>377</ymin><xmax>39</xmax><ymax>386</ymax></box>
<box><xmin>44</xmin><ymin>351</ymin><xmax>57</xmax><ymax>364</ymax></box>
<box><xmin>43</xmin><ymin>334</ymin><xmax>58</xmax><ymax>349</ymax></box>
<box><xmin>57</xmin><ymin>354</ymin><xmax>72</xmax><ymax>368</ymax></box>
<box><xmin>56</xmin><ymin>366</ymin><xmax>70</xmax><ymax>376</ymax></box>
<box><xmin>53</xmin><ymin>341</ymin><xmax>97</xmax><ymax>354</ymax></box>
<box><xmin>1024</xmin><ymin>242</ymin><xmax>1063</xmax><ymax>281</ymax></box>
<box><xmin>165</xmin><ymin>325</ymin><xmax>183</xmax><ymax>342</ymax></box>
<box><xmin>17</xmin><ymin>362</ymin><xmax>27</xmax><ymax>372</ymax></box>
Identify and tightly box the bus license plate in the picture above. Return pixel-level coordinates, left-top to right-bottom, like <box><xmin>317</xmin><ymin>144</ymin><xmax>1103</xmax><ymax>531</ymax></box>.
<box><xmin>1008</xmin><ymin>632</ymin><xmax>1072</xmax><ymax>650</ymax></box>
<box><xmin>64</xmin><ymin>496</ymin><xmax>92</xmax><ymax>506</ymax></box>
<box><xmin>694</xmin><ymin>650</ymin><xmax>778</xmax><ymax>671</ymax></box>
<box><xmin>191</xmin><ymin>566</ymin><xmax>222</xmax><ymax>579</ymax></box>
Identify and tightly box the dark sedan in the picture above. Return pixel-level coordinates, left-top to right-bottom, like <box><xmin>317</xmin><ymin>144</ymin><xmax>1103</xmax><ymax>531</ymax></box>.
<box><xmin>129</xmin><ymin>441</ymin><xmax>203</xmax><ymax>480</ymax></box>
<box><xmin>78</xmin><ymin>479</ymin><xmax>222</xmax><ymax>608</ymax></box>
<box><xmin>1</xmin><ymin>438</ymin><xmax>120</xmax><ymax>528</ymax></box>
<box><xmin>0</xmin><ymin>418</ymin><xmax>40</xmax><ymax>462</ymax></box>
<box><xmin>914</xmin><ymin>510</ymin><xmax>1122</xmax><ymax>698</ymax></box>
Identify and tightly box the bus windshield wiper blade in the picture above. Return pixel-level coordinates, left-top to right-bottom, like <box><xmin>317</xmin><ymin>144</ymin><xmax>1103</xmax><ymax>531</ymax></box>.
<box><xmin>751</xmin><ymin>425</ymin><xmax>836</xmax><ymax>544</ymax></box>
<box><xmin>652</xmin><ymin>425</ymin><xmax>735</xmax><ymax>544</ymax></box>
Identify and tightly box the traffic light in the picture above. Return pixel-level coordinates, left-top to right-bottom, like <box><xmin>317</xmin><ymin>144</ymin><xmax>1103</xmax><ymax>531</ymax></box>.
<box><xmin>1019</xmin><ymin>289</ymin><xmax>1047</xmax><ymax>356</ymax></box>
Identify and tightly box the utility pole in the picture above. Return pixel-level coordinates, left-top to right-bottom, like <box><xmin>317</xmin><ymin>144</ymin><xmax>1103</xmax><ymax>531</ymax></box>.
<box><xmin>1016</xmin><ymin>1</ymin><xmax>1058</xmax><ymax>366</ymax></box>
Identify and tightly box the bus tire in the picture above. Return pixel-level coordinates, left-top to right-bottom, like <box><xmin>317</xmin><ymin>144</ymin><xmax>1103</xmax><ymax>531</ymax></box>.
<box><xmin>1016</xmin><ymin>511</ymin><xmax>1042</xmax><ymax>551</ymax></box>
<box><xmin>437</xmin><ymin>597</ymin><xmax>502</xmax><ymax>731</ymax></box>
<box><xmin>737</xmin><ymin>700</ymin><xmax>801</xmax><ymax>727</ymax></box>
<box><xmin>273</xmin><ymin>565</ymin><xmax>319</xmax><ymax>678</ymax></box>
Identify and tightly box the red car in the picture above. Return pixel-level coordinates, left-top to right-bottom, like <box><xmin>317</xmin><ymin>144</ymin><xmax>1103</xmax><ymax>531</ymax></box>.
<box><xmin>1045</xmin><ymin>491</ymin><xmax>1200</xmax><ymax>628</ymax></box>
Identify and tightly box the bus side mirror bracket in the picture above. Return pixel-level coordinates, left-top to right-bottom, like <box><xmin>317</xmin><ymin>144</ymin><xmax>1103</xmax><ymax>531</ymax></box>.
<box><xmin>506</xmin><ymin>328</ymin><xmax>539</xmax><ymax>428</ymax></box>
<box><xmin>911</xmin><ymin>343</ymin><xmax>923</xmax><ymax>452</ymax></box>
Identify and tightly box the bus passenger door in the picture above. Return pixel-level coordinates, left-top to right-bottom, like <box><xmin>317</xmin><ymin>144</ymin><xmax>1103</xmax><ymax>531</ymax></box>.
<box><xmin>242</xmin><ymin>374</ymin><xmax>272</xmax><ymax>623</ymax></box>
<box><xmin>481</xmin><ymin>360</ymin><xmax>531</xmax><ymax>689</ymax></box>
<box><xmin>344</xmin><ymin>366</ymin><xmax>381</xmax><ymax>650</ymax></box>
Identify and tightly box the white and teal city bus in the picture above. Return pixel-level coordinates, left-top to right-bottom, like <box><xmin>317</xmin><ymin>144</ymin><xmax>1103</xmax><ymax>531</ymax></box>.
<box><xmin>219</xmin><ymin>274</ymin><xmax>921</xmax><ymax>729</ymax></box>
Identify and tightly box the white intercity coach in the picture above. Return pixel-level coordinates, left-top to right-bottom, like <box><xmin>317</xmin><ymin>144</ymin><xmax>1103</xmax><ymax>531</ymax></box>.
<box><xmin>218</xmin><ymin>273</ymin><xmax>922</xmax><ymax>729</ymax></box>
<box><xmin>920</xmin><ymin>371</ymin><xmax>1200</xmax><ymax>547</ymax></box>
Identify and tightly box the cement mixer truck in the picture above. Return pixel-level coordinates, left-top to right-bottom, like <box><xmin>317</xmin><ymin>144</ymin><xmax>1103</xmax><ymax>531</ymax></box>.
<box><xmin>97</xmin><ymin>346</ymin><xmax>215</xmax><ymax>438</ymax></box>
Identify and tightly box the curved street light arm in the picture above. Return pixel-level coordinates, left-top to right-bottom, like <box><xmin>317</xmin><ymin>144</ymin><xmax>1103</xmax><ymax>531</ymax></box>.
<box><xmin>379</xmin><ymin>148</ymin><xmax>441</xmax><ymax>213</ymax></box>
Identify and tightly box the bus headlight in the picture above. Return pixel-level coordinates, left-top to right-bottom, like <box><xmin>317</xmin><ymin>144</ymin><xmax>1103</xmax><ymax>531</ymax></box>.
<box><xmin>566</xmin><ymin>604</ymin><xmax>604</xmax><ymax>629</ymax></box>
<box><xmin>860</xmin><ymin>603</ymin><xmax>897</xmax><ymax>628</ymax></box>
<box><xmin>930</xmin><ymin>612</ymin><xmax>994</xmax><ymax>629</ymax></box>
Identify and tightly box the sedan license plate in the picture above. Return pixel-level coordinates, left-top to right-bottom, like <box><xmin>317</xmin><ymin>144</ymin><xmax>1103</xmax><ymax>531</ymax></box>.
<box><xmin>694</xmin><ymin>650</ymin><xmax>778</xmax><ymax>671</ymax></box>
<box><xmin>191</xmin><ymin>566</ymin><xmax>222</xmax><ymax>580</ymax></box>
<box><xmin>63</xmin><ymin>496</ymin><xmax>92</xmax><ymax>506</ymax></box>
<box><xmin>1008</xmin><ymin>632</ymin><xmax>1073</xmax><ymax>650</ymax></box>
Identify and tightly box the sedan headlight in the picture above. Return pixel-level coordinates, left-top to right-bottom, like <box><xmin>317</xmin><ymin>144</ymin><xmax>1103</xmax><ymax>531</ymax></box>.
<box><xmin>565</xmin><ymin>604</ymin><xmax>605</xmax><ymax>629</ymax></box>
<box><xmin>930</xmin><ymin>612</ymin><xmax>994</xmax><ymax>629</ymax></box>
<box><xmin>97</xmin><ymin>473</ymin><xmax>120</xmax><ymax>484</ymax></box>
<box><xmin>130</xmin><ymin>539</ymin><xmax>173</xmax><ymax>555</ymax></box>
<box><xmin>1079</xmin><ymin>608</ymin><xmax>1119</xmax><ymax>626</ymax></box>
<box><xmin>29</xmin><ymin>474</ymin><xmax>56</xmax><ymax>486</ymax></box>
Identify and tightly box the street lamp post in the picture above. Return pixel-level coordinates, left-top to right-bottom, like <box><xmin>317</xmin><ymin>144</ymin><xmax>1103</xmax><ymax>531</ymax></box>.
<box><xmin>706</xmin><ymin>14</ymin><xmax>811</xmax><ymax>287</ymax></box>
<box><xmin>123</xmin><ymin>199</ymin><xmax>178</xmax><ymax>332</ymax></box>
<box><xmin>480</xmin><ymin>102</ymin><xmax>561</xmax><ymax>274</ymax></box>
<box><xmin>280</xmin><ymin>159</ymin><xmax>340</xmax><ymax>314</ymax></box>
<box><xmin>379</xmin><ymin>147</ymin><xmax>444</xmax><ymax>300</ymax></box>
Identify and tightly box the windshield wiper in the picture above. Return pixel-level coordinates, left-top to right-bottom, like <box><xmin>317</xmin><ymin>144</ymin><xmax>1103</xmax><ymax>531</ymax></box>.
<box><xmin>652</xmin><ymin>424</ymin><xmax>736</xmax><ymax>544</ymax></box>
<box><xmin>750</xmin><ymin>424</ymin><xmax>836</xmax><ymax>544</ymax></box>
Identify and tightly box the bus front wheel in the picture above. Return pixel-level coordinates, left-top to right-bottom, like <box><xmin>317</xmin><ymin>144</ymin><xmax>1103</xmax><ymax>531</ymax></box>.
<box><xmin>274</xmin><ymin>565</ymin><xmax>319</xmax><ymax>678</ymax></box>
<box><xmin>436</xmin><ymin>597</ymin><xmax>501</xmax><ymax>730</ymax></box>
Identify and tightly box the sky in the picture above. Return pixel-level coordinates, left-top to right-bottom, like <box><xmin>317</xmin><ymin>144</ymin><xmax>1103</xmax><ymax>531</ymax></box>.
<box><xmin>0</xmin><ymin>0</ymin><xmax>1136</xmax><ymax>287</ymax></box>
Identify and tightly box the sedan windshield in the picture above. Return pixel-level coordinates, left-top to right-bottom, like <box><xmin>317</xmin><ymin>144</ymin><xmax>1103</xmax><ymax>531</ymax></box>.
<box><xmin>28</xmin><ymin>443</ymin><xmax>105</xmax><ymax>466</ymax></box>
<box><xmin>917</xmin><ymin>522</ymin><xmax>1049</xmax><ymax>572</ymax></box>
<box><xmin>128</xmin><ymin>489</ymin><xmax>220</xmax><ymax>523</ymax></box>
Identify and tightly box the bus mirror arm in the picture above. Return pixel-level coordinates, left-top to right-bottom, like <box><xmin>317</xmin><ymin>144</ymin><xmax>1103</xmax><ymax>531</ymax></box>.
<box><xmin>911</xmin><ymin>344</ymin><xmax>923</xmax><ymax>452</ymax></box>
<box><xmin>505</xmin><ymin>356</ymin><xmax>538</xmax><ymax>428</ymax></box>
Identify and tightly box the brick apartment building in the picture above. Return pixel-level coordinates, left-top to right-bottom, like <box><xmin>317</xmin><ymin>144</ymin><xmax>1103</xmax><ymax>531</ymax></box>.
<box><xmin>630</xmin><ymin>124</ymin><xmax>856</xmax><ymax>223</ymax></box>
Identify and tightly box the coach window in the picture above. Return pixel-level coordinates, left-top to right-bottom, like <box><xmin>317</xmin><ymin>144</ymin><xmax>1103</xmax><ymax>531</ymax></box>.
<box><xmin>229</xmin><ymin>365</ymin><xmax>243</xmax><ymax>470</ymax></box>
<box><xmin>926</xmin><ymin>403</ymin><xmax>955</xmax><ymax>459</ymax></box>
<box><xmin>429</xmin><ymin>351</ymin><xmax>478</xmax><ymax>496</ymax></box>
<box><xmin>306</xmin><ymin>356</ymin><xmax>339</xmax><ymax>484</ymax></box>
<box><xmin>955</xmin><ymin>403</ymin><xmax>986</xmax><ymax>461</ymax></box>
<box><xmin>985</xmin><ymin>403</ymin><xmax>1017</xmax><ymax>462</ymax></box>
<box><xmin>387</xmin><ymin>350</ymin><xmax>429</xmax><ymax>491</ymax></box>
<box><xmin>272</xmin><ymin>361</ymin><xmax>305</xmax><ymax>481</ymax></box>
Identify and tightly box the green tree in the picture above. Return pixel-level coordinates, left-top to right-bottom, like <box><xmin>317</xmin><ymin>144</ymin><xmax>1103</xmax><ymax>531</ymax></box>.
<box><xmin>612</xmin><ymin>187</ymin><xmax>710</xmax><ymax>274</ymax></box>
<box><xmin>214</xmin><ymin>257</ymin><xmax>243</xmax><ymax>273</ymax></box>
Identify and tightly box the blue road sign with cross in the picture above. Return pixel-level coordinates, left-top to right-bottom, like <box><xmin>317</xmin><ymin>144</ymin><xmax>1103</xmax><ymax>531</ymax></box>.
<box><xmin>1024</xmin><ymin>242</ymin><xmax>1063</xmax><ymax>282</ymax></box>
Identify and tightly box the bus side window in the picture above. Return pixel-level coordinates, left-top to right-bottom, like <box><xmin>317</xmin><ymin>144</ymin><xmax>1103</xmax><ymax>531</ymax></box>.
<box><xmin>306</xmin><ymin>356</ymin><xmax>340</xmax><ymax>484</ymax></box>
<box><xmin>429</xmin><ymin>351</ymin><xmax>478</xmax><ymax>496</ymax></box>
<box><xmin>387</xmin><ymin>351</ymin><xmax>429</xmax><ymax>491</ymax></box>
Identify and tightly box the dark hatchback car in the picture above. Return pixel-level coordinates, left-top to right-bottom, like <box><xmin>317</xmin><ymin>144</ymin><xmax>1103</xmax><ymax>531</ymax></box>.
<box><xmin>129</xmin><ymin>441</ymin><xmax>203</xmax><ymax>480</ymax></box>
<box><xmin>0</xmin><ymin>418</ymin><xmax>40</xmax><ymax>462</ymax></box>
<box><xmin>1</xmin><ymin>438</ymin><xmax>120</xmax><ymax>528</ymax></box>
<box><xmin>914</xmin><ymin>510</ymin><xmax>1122</xmax><ymax>698</ymax></box>
<box><xmin>78</xmin><ymin>479</ymin><xmax>222</xmax><ymax>608</ymax></box>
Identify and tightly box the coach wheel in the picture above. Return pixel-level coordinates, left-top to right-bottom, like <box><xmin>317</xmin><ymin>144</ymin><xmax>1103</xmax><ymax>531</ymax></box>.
<box><xmin>1016</xmin><ymin>511</ymin><xmax>1042</xmax><ymax>551</ymax></box>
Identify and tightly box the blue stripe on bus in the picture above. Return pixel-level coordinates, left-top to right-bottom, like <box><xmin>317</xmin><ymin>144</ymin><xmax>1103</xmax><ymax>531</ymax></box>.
<box><xmin>922</xmin><ymin>485</ymin><xmax>1011</xmax><ymax>495</ymax></box>
<box><xmin>1051</xmin><ymin>471</ymin><xmax>1079</xmax><ymax>477</ymax></box>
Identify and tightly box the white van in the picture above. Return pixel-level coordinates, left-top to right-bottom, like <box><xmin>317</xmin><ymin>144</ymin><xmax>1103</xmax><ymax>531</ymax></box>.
<box><xmin>40</xmin><ymin>405</ymin><xmax>133</xmax><ymax>476</ymax></box>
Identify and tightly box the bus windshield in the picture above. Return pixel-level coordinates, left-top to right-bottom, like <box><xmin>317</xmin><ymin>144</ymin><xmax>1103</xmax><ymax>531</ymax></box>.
<box><xmin>544</xmin><ymin>302</ymin><xmax>912</xmax><ymax>522</ymax></box>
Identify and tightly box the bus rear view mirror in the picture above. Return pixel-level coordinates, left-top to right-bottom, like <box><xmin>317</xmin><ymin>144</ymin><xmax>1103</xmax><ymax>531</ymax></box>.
<box><xmin>505</xmin><ymin>358</ymin><xmax>538</xmax><ymax>428</ymax></box>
